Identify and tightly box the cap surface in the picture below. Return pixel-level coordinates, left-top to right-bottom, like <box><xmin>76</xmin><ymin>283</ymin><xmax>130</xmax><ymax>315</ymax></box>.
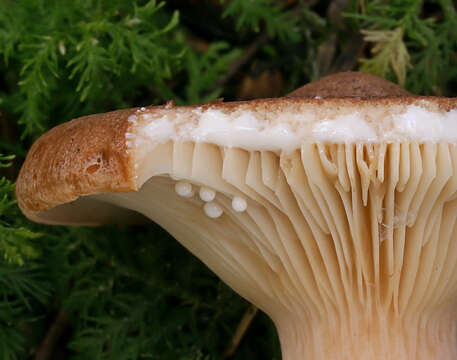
<box><xmin>287</xmin><ymin>72</ymin><xmax>412</xmax><ymax>98</ymax></box>
<box><xmin>15</xmin><ymin>108</ymin><xmax>140</xmax><ymax>223</ymax></box>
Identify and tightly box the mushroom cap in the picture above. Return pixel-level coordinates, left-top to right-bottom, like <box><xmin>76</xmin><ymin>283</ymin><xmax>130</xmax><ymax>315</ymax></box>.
<box><xmin>16</xmin><ymin>72</ymin><xmax>457</xmax><ymax>224</ymax></box>
<box><xmin>15</xmin><ymin>107</ymin><xmax>143</xmax><ymax>225</ymax></box>
<box><xmin>287</xmin><ymin>72</ymin><xmax>412</xmax><ymax>98</ymax></box>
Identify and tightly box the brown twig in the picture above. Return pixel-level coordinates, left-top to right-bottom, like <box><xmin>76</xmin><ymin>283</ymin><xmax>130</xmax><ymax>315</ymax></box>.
<box><xmin>35</xmin><ymin>311</ymin><xmax>70</xmax><ymax>360</ymax></box>
<box><xmin>223</xmin><ymin>304</ymin><xmax>258</xmax><ymax>358</ymax></box>
<box><xmin>206</xmin><ymin>2</ymin><xmax>318</xmax><ymax>97</ymax></box>
<box><xmin>211</xmin><ymin>32</ymin><xmax>269</xmax><ymax>93</ymax></box>
<box><xmin>330</xmin><ymin>33</ymin><xmax>365</xmax><ymax>73</ymax></box>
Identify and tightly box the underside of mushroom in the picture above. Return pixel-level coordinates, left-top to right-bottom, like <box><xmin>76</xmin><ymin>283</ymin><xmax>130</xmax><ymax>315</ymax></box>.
<box><xmin>95</xmin><ymin>140</ymin><xmax>457</xmax><ymax>360</ymax></box>
<box><xmin>15</xmin><ymin>73</ymin><xmax>457</xmax><ymax>360</ymax></box>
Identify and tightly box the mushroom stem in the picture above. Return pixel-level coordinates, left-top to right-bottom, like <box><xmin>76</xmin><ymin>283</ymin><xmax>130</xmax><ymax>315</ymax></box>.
<box><xmin>276</xmin><ymin>306</ymin><xmax>457</xmax><ymax>359</ymax></box>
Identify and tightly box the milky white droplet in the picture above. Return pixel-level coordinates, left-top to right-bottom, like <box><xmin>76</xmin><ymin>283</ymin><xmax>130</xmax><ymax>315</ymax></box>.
<box><xmin>232</xmin><ymin>196</ymin><xmax>247</xmax><ymax>212</ymax></box>
<box><xmin>175</xmin><ymin>181</ymin><xmax>193</xmax><ymax>198</ymax></box>
<box><xmin>199</xmin><ymin>187</ymin><xmax>216</xmax><ymax>202</ymax></box>
<box><xmin>204</xmin><ymin>202</ymin><xmax>223</xmax><ymax>218</ymax></box>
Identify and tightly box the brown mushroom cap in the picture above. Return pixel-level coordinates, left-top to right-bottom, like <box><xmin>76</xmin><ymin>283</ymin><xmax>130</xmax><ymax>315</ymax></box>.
<box><xmin>287</xmin><ymin>71</ymin><xmax>412</xmax><ymax>98</ymax></box>
<box><xmin>15</xmin><ymin>107</ymin><xmax>143</xmax><ymax>224</ymax></box>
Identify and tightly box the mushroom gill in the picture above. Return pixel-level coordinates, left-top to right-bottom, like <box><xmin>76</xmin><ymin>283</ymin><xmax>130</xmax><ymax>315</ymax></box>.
<box><xmin>16</xmin><ymin>73</ymin><xmax>457</xmax><ymax>359</ymax></box>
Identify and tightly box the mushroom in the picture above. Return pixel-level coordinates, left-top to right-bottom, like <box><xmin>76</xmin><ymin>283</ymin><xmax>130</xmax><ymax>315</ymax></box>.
<box><xmin>16</xmin><ymin>72</ymin><xmax>457</xmax><ymax>359</ymax></box>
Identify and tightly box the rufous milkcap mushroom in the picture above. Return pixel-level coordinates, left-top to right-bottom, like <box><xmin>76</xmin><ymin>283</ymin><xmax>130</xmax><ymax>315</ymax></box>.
<box><xmin>16</xmin><ymin>72</ymin><xmax>457</xmax><ymax>359</ymax></box>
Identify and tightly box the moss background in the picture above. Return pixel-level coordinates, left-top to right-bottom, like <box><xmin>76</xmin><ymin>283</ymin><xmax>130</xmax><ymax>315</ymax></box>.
<box><xmin>0</xmin><ymin>0</ymin><xmax>456</xmax><ymax>359</ymax></box>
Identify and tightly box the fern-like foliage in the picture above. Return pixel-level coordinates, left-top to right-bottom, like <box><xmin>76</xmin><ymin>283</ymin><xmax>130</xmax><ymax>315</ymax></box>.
<box><xmin>0</xmin><ymin>0</ymin><xmax>182</xmax><ymax>138</ymax></box>
<box><xmin>360</xmin><ymin>27</ymin><xmax>410</xmax><ymax>86</ymax></box>
<box><xmin>165</xmin><ymin>42</ymin><xmax>243</xmax><ymax>105</ymax></box>
<box><xmin>221</xmin><ymin>0</ymin><xmax>300</xmax><ymax>42</ymax></box>
<box><xmin>347</xmin><ymin>0</ymin><xmax>457</xmax><ymax>95</ymax></box>
<box><xmin>0</xmin><ymin>155</ymin><xmax>41</xmax><ymax>265</ymax></box>
<box><xmin>0</xmin><ymin>155</ymin><xmax>52</xmax><ymax>359</ymax></box>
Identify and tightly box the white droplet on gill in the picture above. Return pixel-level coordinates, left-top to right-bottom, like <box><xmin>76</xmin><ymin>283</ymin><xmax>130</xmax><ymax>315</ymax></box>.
<box><xmin>175</xmin><ymin>181</ymin><xmax>194</xmax><ymax>198</ymax></box>
<box><xmin>199</xmin><ymin>187</ymin><xmax>216</xmax><ymax>202</ymax></box>
<box><xmin>204</xmin><ymin>202</ymin><xmax>223</xmax><ymax>218</ymax></box>
<box><xmin>232</xmin><ymin>196</ymin><xmax>247</xmax><ymax>212</ymax></box>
